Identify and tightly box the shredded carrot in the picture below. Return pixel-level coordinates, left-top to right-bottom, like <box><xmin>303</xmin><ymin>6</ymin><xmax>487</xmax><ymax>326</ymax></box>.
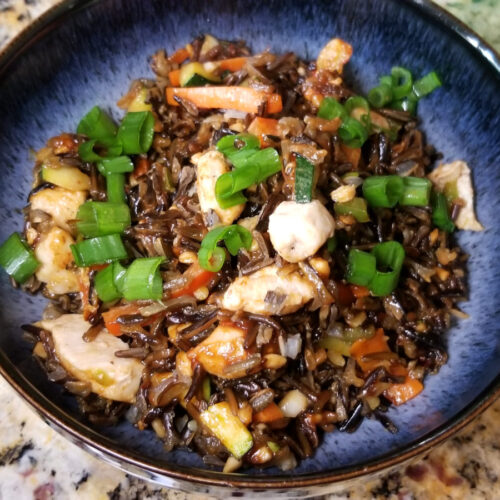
<box><xmin>166</xmin><ymin>86</ymin><xmax>283</xmax><ymax>114</ymax></box>
<box><xmin>350</xmin><ymin>284</ymin><xmax>370</xmax><ymax>298</ymax></box>
<box><xmin>248</xmin><ymin>117</ymin><xmax>280</xmax><ymax>146</ymax></box>
<box><xmin>350</xmin><ymin>328</ymin><xmax>390</xmax><ymax>373</ymax></box>
<box><xmin>385</xmin><ymin>375</ymin><xmax>423</xmax><ymax>405</ymax></box>
<box><xmin>171</xmin><ymin>263</ymin><xmax>215</xmax><ymax>298</ymax></box>
<box><xmin>168</xmin><ymin>69</ymin><xmax>181</xmax><ymax>87</ymax></box>
<box><xmin>217</xmin><ymin>56</ymin><xmax>247</xmax><ymax>72</ymax></box>
<box><xmin>102</xmin><ymin>303</ymin><xmax>141</xmax><ymax>336</ymax></box>
<box><xmin>340</xmin><ymin>144</ymin><xmax>361</xmax><ymax>169</ymax></box>
<box><xmin>169</xmin><ymin>47</ymin><xmax>189</xmax><ymax>64</ymax></box>
<box><xmin>253</xmin><ymin>402</ymin><xmax>284</xmax><ymax>423</ymax></box>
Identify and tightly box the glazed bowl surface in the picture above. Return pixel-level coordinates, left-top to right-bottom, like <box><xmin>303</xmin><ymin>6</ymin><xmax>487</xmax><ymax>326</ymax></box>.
<box><xmin>0</xmin><ymin>0</ymin><xmax>499</xmax><ymax>496</ymax></box>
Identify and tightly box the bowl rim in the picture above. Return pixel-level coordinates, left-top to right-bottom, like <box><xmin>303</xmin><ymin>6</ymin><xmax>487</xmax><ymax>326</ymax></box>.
<box><xmin>0</xmin><ymin>0</ymin><xmax>499</xmax><ymax>491</ymax></box>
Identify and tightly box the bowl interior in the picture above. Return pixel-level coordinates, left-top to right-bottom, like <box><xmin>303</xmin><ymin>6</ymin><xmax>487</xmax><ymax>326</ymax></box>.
<box><xmin>0</xmin><ymin>0</ymin><xmax>499</xmax><ymax>483</ymax></box>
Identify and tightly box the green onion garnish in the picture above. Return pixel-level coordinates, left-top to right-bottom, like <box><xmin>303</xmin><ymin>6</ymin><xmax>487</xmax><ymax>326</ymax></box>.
<box><xmin>97</xmin><ymin>156</ymin><xmax>134</xmax><ymax>176</ymax></box>
<box><xmin>216</xmin><ymin>133</ymin><xmax>260</xmax><ymax>169</ymax></box>
<box><xmin>400</xmin><ymin>176</ymin><xmax>431</xmax><ymax>206</ymax></box>
<box><xmin>362</xmin><ymin>175</ymin><xmax>404</xmax><ymax>208</ymax></box>
<box><xmin>346</xmin><ymin>249</ymin><xmax>376</xmax><ymax>287</ymax></box>
<box><xmin>334</xmin><ymin>197</ymin><xmax>370</xmax><ymax>222</ymax></box>
<box><xmin>346</xmin><ymin>241</ymin><xmax>405</xmax><ymax>296</ymax></box>
<box><xmin>390</xmin><ymin>66</ymin><xmax>413</xmax><ymax>100</ymax></box>
<box><xmin>431</xmin><ymin>191</ymin><xmax>455</xmax><ymax>232</ymax></box>
<box><xmin>70</xmin><ymin>234</ymin><xmax>128</xmax><ymax>267</ymax></box>
<box><xmin>94</xmin><ymin>263</ymin><xmax>121</xmax><ymax>302</ymax></box>
<box><xmin>0</xmin><ymin>233</ymin><xmax>39</xmax><ymax>284</ymax></box>
<box><xmin>106</xmin><ymin>173</ymin><xmax>127</xmax><ymax>204</ymax></box>
<box><xmin>344</xmin><ymin>96</ymin><xmax>371</xmax><ymax>127</ymax></box>
<box><xmin>77</xmin><ymin>106</ymin><xmax>118</xmax><ymax>141</ymax></box>
<box><xmin>76</xmin><ymin>201</ymin><xmax>131</xmax><ymax>238</ymax></box>
<box><xmin>78</xmin><ymin>139</ymin><xmax>122</xmax><ymax>163</ymax></box>
<box><xmin>391</xmin><ymin>91</ymin><xmax>419</xmax><ymax>115</ymax></box>
<box><xmin>117</xmin><ymin>111</ymin><xmax>155</xmax><ymax>155</ymax></box>
<box><xmin>215</xmin><ymin>147</ymin><xmax>281</xmax><ymax>209</ymax></box>
<box><xmin>327</xmin><ymin>236</ymin><xmax>337</xmax><ymax>253</ymax></box>
<box><xmin>338</xmin><ymin>117</ymin><xmax>368</xmax><ymax>148</ymax></box>
<box><xmin>122</xmin><ymin>257</ymin><xmax>165</xmax><ymax>301</ymax></box>
<box><xmin>318</xmin><ymin>97</ymin><xmax>347</xmax><ymax>120</ymax></box>
<box><xmin>198</xmin><ymin>225</ymin><xmax>252</xmax><ymax>272</ymax></box>
<box><xmin>413</xmin><ymin>71</ymin><xmax>442</xmax><ymax>99</ymax></box>
<box><xmin>294</xmin><ymin>154</ymin><xmax>314</xmax><ymax>203</ymax></box>
<box><xmin>367</xmin><ymin>83</ymin><xmax>393</xmax><ymax>108</ymax></box>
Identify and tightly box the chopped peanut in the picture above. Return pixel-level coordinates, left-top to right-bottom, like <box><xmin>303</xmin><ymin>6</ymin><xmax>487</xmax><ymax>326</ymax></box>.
<box><xmin>330</xmin><ymin>185</ymin><xmax>356</xmax><ymax>203</ymax></box>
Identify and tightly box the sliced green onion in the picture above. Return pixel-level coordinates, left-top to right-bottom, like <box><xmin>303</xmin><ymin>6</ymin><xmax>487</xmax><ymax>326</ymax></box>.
<box><xmin>117</xmin><ymin>111</ymin><xmax>155</xmax><ymax>155</ymax></box>
<box><xmin>431</xmin><ymin>191</ymin><xmax>455</xmax><ymax>232</ymax></box>
<box><xmin>0</xmin><ymin>233</ymin><xmax>39</xmax><ymax>284</ymax></box>
<box><xmin>97</xmin><ymin>156</ymin><xmax>134</xmax><ymax>176</ymax></box>
<box><xmin>70</xmin><ymin>234</ymin><xmax>128</xmax><ymax>267</ymax></box>
<box><xmin>267</xmin><ymin>441</ymin><xmax>280</xmax><ymax>453</ymax></box>
<box><xmin>76</xmin><ymin>201</ymin><xmax>131</xmax><ymax>237</ymax></box>
<box><xmin>294</xmin><ymin>154</ymin><xmax>314</xmax><ymax>203</ymax></box>
<box><xmin>391</xmin><ymin>66</ymin><xmax>413</xmax><ymax>100</ymax></box>
<box><xmin>338</xmin><ymin>117</ymin><xmax>369</xmax><ymax>148</ymax></box>
<box><xmin>94</xmin><ymin>263</ymin><xmax>120</xmax><ymax>302</ymax></box>
<box><xmin>198</xmin><ymin>225</ymin><xmax>252</xmax><ymax>272</ymax></box>
<box><xmin>400</xmin><ymin>176</ymin><xmax>431</xmax><ymax>206</ymax></box>
<box><xmin>216</xmin><ymin>133</ymin><xmax>260</xmax><ymax>168</ymax></box>
<box><xmin>334</xmin><ymin>197</ymin><xmax>370</xmax><ymax>222</ymax></box>
<box><xmin>327</xmin><ymin>236</ymin><xmax>337</xmax><ymax>253</ymax></box>
<box><xmin>370</xmin><ymin>241</ymin><xmax>405</xmax><ymax>296</ymax></box>
<box><xmin>367</xmin><ymin>84</ymin><xmax>393</xmax><ymax>108</ymax></box>
<box><xmin>112</xmin><ymin>261</ymin><xmax>127</xmax><ymax>294</ymax></box>
<box><xmin>346</xmin><ymin>241</ymin><xmax>405</xmax><ymax>296</ymax></box>
<box><xmin>78</xmin><ymin>139</ymin><xmax>122</xmax><ymax>163</ymax></box>
<box><xmin>107</xmin><ymin>173</ymin><xmax>126</xmax><ymax>204</ymax></box>
<box><xmin>391</xmin><ymin>91</ymin><xmax>418</xmax><ymax>115</ymax></box>
<box><xmin>347</xmin><ymin>249</ymin><xmax>376</xmax><ymax>287</ymax></box>
<box><xmin>344</xmin><ymin>96</ymin><xmax>371</xmax><ymax>127</ymax></box>
<box><xmin>122</xmin><ymin>257</ymin><xmax>165</xmax><ymax>301</ymax></box>
<box><xmin>318</xmin><ymin>97</ymin><xmax>347</xmax><ymax>120</ymax></box>
<box><xmin>77</xmin><ymin>106</ymin><xmax>118</xmax><ymax>141</ymax></box>
<box><xmin>379</xmin><ymin>75</ymin><xmax>392</xmax><ymax>87</ymax></box>
<box><xmin>413</xmin><ymin>71</ymin><xmax>442</xmax><ymax>98</ymax></box>
<box><xmin>215</xmin><ymin>148</ymin><xmax>281</xmax><ymax>209</ymax></box>
<box><xmin>362</xmin><ymin>175</ymin><xmax>404</xmax><ymax>208</ymax></box>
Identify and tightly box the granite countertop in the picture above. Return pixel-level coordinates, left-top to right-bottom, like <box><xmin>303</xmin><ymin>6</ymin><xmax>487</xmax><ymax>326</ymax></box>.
<box><xmin>0</xmin><ymin>1</ymin><xmax>499</xmax><ymax>499</ymax></box>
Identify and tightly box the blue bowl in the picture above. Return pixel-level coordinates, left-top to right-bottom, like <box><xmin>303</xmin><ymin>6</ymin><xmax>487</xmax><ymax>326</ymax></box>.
<box><xmin>0</xmin><ymin>0</ymin><xmax>498</xmax><ymax>496</ymax></box>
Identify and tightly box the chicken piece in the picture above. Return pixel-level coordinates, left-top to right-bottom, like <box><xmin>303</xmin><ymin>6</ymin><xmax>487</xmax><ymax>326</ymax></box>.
<box><xmin>30</xmin><ymin>187</ymin><xmax>86</xmax><ymax>233</ymax></box>
<box><xmin>193</xmin><ymin>150</ymin><xmax>245</xmax><ymax>226</ymax></box>
<box><xmin>39</xmin><ymin>314</ymin><xmax>143</xmax><ymax>403</ymax></box>
<box><xmin>188</xmin><ymin>323</ymin><xmax>250</xmax><ymax>379</ymax></box>
<box><xmin>34</xmin><ymin>226</ymin><xmax>80</xmax><ymax>295</ymax></box>
<box><xmin>221</xmin><ymin>264</ymin><xmax>315</xmax><ymax>315</ymax></box>
<box><xmin>428</xmin><ymin>161</ymin><xmax>483</xmax><ymax>231</ymax></box>
<box><xmin>268</xmin><ymin>200</ymin><xmax>335</xmax><ymax>263</ymax></box>
<box><xmin>316</xmin><ymin>38</ymin><xmax>353</xmax><ymax>74</ymax></box>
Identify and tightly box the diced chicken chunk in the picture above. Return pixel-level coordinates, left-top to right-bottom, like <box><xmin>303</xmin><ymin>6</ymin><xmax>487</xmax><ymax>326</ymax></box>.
<box><xmin>316</xmin><ymin>38</ymin><xmax>353</xmax><ymax>74</ymax></box>
<box><xmin>428</xmin><ymin>161</ymin><xmax>483</xmax><ymax>231</ymax></box>
<box><xmin>221</xmin><ymin>264</ymin><xmax>315</xmax><ymax>315</ymax></box>
<box><xmin>30</xmin><ymin>187</ymin><xmax>86</xmax><ymax>233</ymax></box>
<box><xmin>34</xmin><ymin>226</ymin><xmax>80</xmax><ymax>295</ymax></box>
<box><xmin>188</xmin><ymin>324</ymin><xmax>250</xmax><ymax>379</ymax></box>
<box><xmin>268</xmin><ymin>200</ymin><xmax>335</xmax><ymax>263</ymax></box>
<box><xmin>39</xmin><ymin>314</ymin><xmax>143</xmax><ymax>403</ymax></box>
<box><xmin>193</xmin><ymin>150</ymin><xmax>245</xmax><ymax>226</ymax></box>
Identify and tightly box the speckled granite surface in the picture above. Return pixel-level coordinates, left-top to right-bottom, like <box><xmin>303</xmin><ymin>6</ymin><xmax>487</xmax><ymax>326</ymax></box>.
<box><xmin>0</xmin><ymin>1</ymin><xmax>499</xmax><ymax>499</ymax></box>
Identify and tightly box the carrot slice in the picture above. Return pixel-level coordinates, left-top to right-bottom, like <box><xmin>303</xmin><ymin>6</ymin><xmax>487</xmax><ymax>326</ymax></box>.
<box><xmin>253</xmin><ymin>402</ymin><xmax>284</xmax><ymax>423</ymax></box>
<box><xmin>168</xmin><ymin>69</ymin><xmax>181</xmax><ymax>87</ymax></box>
<box><xmin>169</xmin><ymin>47</ymin><xmax>190</xmax><ymax>64</ymax></box>
<box><xmin>217</xmin><ymin>56</ymin><xmax>247</xmax><ymax>72</ymax></box>
<box><xmin>102</xmin><ymin>303</ymin><xmax>140</xmax><ymax>336</ymax></box>
<box><xmin>350</xmin><ymin>284</ymin><xmax>370</xmax><ymax>298</ymax></box>
<box><xmin>350</xmin><ymin>328</ymin><xmax>390</xmax><ymax>373</ymax></box>
<box><xmin>166</xmin><ymin>86</ymin><xmax>283</xmax><ymax>114</ymax></box>
<box><xmin>170</xmin><ymin>264</ymin><xmax>215</xmax><ymax>298</ymax></box>
<box><xmin>385</xmin><ymin>376</ymin><xmax>423</xmax><ymax>405</ymax></box>
<box><xmin>248</xmin><ymin>117</ymin><xmax>280</xmax><ymax>146</ymax></box>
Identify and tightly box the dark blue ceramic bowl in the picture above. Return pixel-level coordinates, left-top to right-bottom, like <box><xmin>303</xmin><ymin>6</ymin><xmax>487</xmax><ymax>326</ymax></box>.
<box><xmin>0</xmin><ymin>0</ymin><xmax>498</xmax><ymax>496</ymax></box>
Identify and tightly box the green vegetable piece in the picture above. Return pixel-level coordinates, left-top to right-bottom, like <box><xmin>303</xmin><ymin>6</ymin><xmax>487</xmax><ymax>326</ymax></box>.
<box><xmin>70</xmin><ymin>234</ymin><xmax>128</xmax><ymax>267</ymax></box>
<box><xmin>78</xmin><ymin>138</ymin><xmax>122</xmax><ymax>163</ymax></box>
<box><xmin>294</xmin><ymin>154</ymin><xmax>315</xmax><ymax>203</ymax></box>
<box><xmin>97</xmin><ymin>156</ymin><xmax>134</xmax><ymax>176</ymax></box>
<box><xmin>76</xmin><ymin>201</ymin><xmax>131</xmax><ymax>237</ymax></box>
<box><xmin>334</xmin><ymin>197</ymin><xmax>370</xmax><ymax>222</ymax></box>
<box><xmin>317</xmin><ymin>97</ymin><xmax>347</xmax><ymax>120</ymax></box>
<box><xmin>327</xmin><ymin>236</ymin><xmax>337</xmax><ymax>253</ymax></box>
<box><xmin>94</xmin><ymin>263</ymin><xmax>121</xmax><ymax>302</ymax></box>
<box><xmin>400</xmin><ymin>176</ymin><xmax>431</xmax><ymax>206</ymax></box>
<box><xmin>117</xmin><ymin>111</ymin><xmax>155</xmax><ymax>155</ymax></box>
<box><xmin>0</xmin><ymin>233</ymin><xmax>39</xmax><ymax>284</ymax></box>
<box><xmin>106</xmin><ymin>173</ymin><xmax>126</xmax><ymax>204</ymax></box>
<box><xmin>346</xmin><ymin>249</ymin><xmax>376</xmax><ymax>287</ymax></box>
<box><xmin>367</xmin><ymin>83</ymin><xmax>393</xmax><ymax>108</ymax></box>
<box><xmin>122</xmin><ymin>257</ymin><xmax>165</xmax><ymax>301</ymax></box>
<box><xmin>413</xmin><ymin>71</ymin><xmax>442</xmax><ymax>98</ymax></box>
<box><xmin>338</xmin><ymin>117</ymin><xmax>369</xmax><ymax>148</ymax></box>
<box><xmin>77</xmin><ymin>106</ymin><xmax>118</xmax><ymax>141</ymax></box>
<box><xmin>391</xmin><ymin>66</ymin><xmax>413</xmax><ymax>100</ymax></box>
<box><xmin>362</xmin><ymin>175</ymin><xmax>404</xmax><ymax>208</ymax></box>
<box><xmin>431</xmin><ymin>191</ymin><xmax>455</xmax><ymax>232</ymax></box>
<box><xmin>370</xmin><ymin>241</ymin><xmax>406</xmax><ymax>296</ymax></box>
